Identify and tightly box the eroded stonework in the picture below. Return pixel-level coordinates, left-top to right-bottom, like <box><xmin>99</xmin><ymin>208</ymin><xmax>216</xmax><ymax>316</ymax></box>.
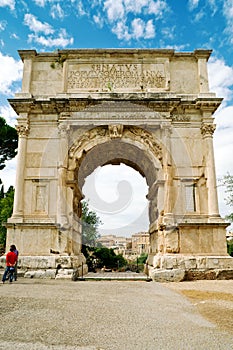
<box><xmin>67</xmin><ymin>62</ymin><xmax>168</xmax><ymax>91</ymax></box>
<box><xmin>4</xmin><ymin>48</ymin><xmax>233</xmax><ymax>275</ymax></box>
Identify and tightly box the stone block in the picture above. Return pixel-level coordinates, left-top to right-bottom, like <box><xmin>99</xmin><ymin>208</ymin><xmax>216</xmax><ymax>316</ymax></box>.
<box><xmin>184</xmin><ymin>257</ymin><xmax>197</xmax><ymax>269</ymax></box>
<box><xmin>150</xmin><ymin>268</ymin><xmax>185</xmax><ymax>282</ymax></box>
<box><xmin>196</xmin><ymin>257</ymin><xmax>207</xmax><ymax>269</ymax></box>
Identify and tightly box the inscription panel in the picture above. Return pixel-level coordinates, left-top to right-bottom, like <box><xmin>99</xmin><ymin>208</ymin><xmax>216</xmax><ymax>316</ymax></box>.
<box><xmin>66</xmin><ymin>62</ymin><xmax>169</xmax><ymax>92</ymax></box>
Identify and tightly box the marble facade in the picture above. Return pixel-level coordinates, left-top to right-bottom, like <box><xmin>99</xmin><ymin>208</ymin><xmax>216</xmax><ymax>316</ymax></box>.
<box><xmin>5</xmin><ymin>48</ymin><xmax>233</xmax><ymax>274</ymax></box>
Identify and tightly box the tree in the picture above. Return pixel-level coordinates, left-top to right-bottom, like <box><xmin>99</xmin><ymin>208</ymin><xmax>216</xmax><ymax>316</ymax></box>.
<box><xmin>0</xmin><ymin>186</ymin><xmax>14</xmax><ymax>253</ymax></box>
<box><xmin>81</xmin><ymin>245</ymin><xmax>127</xmax><ymax>271</ymax></box>
<box><xmin>137</xmin><ymin>252</ymin><xmax>148</xmax><ymax>264</ymax></box>
<box><xmin>0</xmin><ymin>116</ymin><xmax>18</xmax><ymax>170</ymax></box>
<box><xmin>221</xmin><ymin>173</ymin><xmax>233</xmax><ymax>222</ymax></box>
<box><xmin>81</xmin><ymin>200</ymin><xmax>102</xmax><ymax>246</ymax></box>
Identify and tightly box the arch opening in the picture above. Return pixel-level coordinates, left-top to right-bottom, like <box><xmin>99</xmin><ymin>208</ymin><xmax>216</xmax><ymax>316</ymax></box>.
<box><xmin>68</xmin><ymin>134</ymin><xmax>164</xmax><ymax>262</ymax></box>
<box><xmin>82</xmin><ymin>163</ymin><xmax>150</xmax><ymax>237</ymax></box>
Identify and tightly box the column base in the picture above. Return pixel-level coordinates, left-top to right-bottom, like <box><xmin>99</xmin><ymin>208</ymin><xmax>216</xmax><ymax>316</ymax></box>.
<box><xmin>148</xmin><ymin>254</ymin><xmax>233</xmax><ymax>282</ymax></box>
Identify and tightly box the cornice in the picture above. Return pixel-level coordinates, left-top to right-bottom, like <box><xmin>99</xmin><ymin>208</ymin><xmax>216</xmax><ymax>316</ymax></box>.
<box><xmin>17</xmin><ymin>48</ymin><xmax>213</xmax><ymax>61</ymax></box>
<box><xmin>8</xmin><ymin>95</ymin><xmax>223</xmax><ymax>115</ymax></box>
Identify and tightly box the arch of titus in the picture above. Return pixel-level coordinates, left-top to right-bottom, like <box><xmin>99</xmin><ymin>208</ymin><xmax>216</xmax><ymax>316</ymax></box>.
<box><xmin>6</xmin><ymin>49</ymin><xmax>233</xmax><ymax>278</ymax></box>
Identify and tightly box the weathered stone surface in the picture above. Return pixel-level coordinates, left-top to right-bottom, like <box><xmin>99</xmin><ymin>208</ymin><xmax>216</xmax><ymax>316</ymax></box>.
<box><xmin>151</xmin><ymin>255</ymin><xmax>233</xmax><ymax>270</ymax></box>
<box><xmin>150</xmin><ymin>268</ymin><xmax>185</xmax><ymax>282</ymax></box>
<box><xmin>4</xmin><ymin>48</ymin><xmax>231</xmax><ymax>275</ymax></box>
<box><xmin>184</xmin><ymin>269</ymin><xmax>233</xmax><ymax>281</ymax></box>
<box><xmin>24</xmin><ymin>269</ymin><xmax>56</xmax><ymax>279</ymax></box>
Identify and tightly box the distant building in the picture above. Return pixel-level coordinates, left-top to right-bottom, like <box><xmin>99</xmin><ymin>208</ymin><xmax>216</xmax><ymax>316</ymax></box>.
<box><xmin>97</xmin><ymin>232</ymin><xmax>150</xmax><ymax>258</ymax></box>
<box><xmin>131</xmin><ymin>232</ymin><xmax>150</xmax><ymax>255</ymax></box>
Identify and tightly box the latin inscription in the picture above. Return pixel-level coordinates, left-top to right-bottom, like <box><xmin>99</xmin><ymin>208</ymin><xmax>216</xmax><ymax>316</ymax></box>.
<box><xmin>67</xmin><ymin>63</ymin><xmax>166</xmax><ymax>91</ymax></box>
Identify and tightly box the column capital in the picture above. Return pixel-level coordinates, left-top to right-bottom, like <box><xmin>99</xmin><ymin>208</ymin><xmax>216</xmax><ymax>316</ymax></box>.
<box><xmin>16</xmin><ymin>124</ymin><xmax>30</xmax><ymax>136</ymax></box>
<box><xmin>58</xmin><ymin>123</ymin><xmax>70</xmax><ymax>137</ymax></box>
<box><xmin>201</xmin><ymin>123</ymin><xmax>216</xmax><ymax>137</ymax></box>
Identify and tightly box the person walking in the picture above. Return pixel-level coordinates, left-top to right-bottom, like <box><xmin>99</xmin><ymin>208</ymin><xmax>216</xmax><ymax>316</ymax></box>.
<box><xmin>10</xmin><ymin>244</ymin><xmax>19</xmax><ymax>281</ymax></box>
<box><xmin>2</xmin><ymin>245</ymin><xmax>18</xmax><ymax>284</ymax></box>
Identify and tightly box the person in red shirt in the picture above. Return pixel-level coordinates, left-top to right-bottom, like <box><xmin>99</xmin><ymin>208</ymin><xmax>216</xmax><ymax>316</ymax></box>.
<box><xmin>2</xmin><ymin>246</ymin><xmax>18</xmax><ymax>283</ymax></box>
<box><xmin>10</xmin><ymin>244</ymin><xmax>19</xmax><ymax>281</ymax></box>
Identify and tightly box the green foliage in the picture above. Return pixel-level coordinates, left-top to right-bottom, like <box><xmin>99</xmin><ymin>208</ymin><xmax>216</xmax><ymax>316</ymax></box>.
<box><xmin>221</xmin><ymin>173</ymin><xmax>233</xmax><ymax>222</ymax></box>
<box><xmin>0</xmin><ymin>117</ymin><xmax>18</xmax><ymax>170</ymax></box>
<box><xmin>0</xmin><ymin>186</ymin><xmax>14</xmax><ymax>253</ymax></box>
<box><xmin>82</xmin><ymin>245</ymin><xmax>127</xmax><ymax>271</ymax></box>
<box><xmin>137</xmin><ymin>252</ymin><xmax>148</xmax><ymax>265</ymax></box>
<box><xmin>227</xmin><ymin>241</ymin><xmax>233</xmax><ymax>257</ymax></box>
<box><xmin>81</xmin><ymin>200</ymin><xmax>102</xmax><ymax>247</ymax></box>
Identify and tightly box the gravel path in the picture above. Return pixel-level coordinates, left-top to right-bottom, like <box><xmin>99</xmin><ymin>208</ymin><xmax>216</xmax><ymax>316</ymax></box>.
<box><xmin>0</xmin><ymin>279</ymin><xmax>232</xmax><ymax>350</ymax></box>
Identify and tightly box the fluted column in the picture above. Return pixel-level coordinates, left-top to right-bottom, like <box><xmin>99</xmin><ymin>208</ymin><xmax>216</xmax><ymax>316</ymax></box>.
<box><xmin>12</xmin><ymin>122</ymin><xmax>29</xmax><ymax>219</ymax></box>
<box><xmin>201</xmin><ymin>122</ymin><xmax>219</xmax><ymax>217</ymax></box>
<box><xmin>57</xmin><ymin>122</ymin><xmax>69</xmax><ymax>226</ymax></box>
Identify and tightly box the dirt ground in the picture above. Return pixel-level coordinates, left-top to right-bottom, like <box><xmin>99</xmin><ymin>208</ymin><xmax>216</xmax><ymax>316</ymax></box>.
<box><xmin>164</xmin><ymin>280</ymin><xmax>233</xmax><ymax>334</ymax></box>
<box><xmin>0</xmin><ymin>278</ymin><xmax>233</xmax><ymax>349</ymax></box>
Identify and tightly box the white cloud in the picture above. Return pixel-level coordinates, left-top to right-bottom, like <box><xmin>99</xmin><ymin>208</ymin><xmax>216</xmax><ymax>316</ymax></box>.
<box><xmin>104</xmin><ymin>0</ymin><xmax>124</xmax><ymax>22</ymax></box>
<box><xmin>188</xmin><ymin>0</ymin><xmax>199</xmax><ymax>11</ymax></box>
<box><xmin>161</xmin><ymin>26</ymin><xmax>175</xmax><ymax>40</ymax></box>
<box><xmin>0</xmin><ymin>106</ymin><xmax>17</xmax><ymax>190</ymax></box>
<box><xmin>50</xmin><ymin>4</ymin><xmax>65</xmax><ymax>19</ymax></box>
<box><xmin>104</xmin><ymin>0</ymin><xmax>169</xmax><ymax>21</ymax></box>
<box><xmin>0</xmin><ymin>20</ymin><xmax>7</xmax><ymax>31</ymax></box>
<box><xmin>83</xmin><ymin>164</ymin><xmax>149</xmax><ymax>235</ymax></box>
<box><xmin>93</xmin><ymin>14</ymin><xmax>104</xmax><ymax>28</ymax></box>
<box><xmin>33</xmin><ymin>0</ymin><xmax>46</xmax><ymax>6</ymax></box>
<box><xmin>208</xmin><ymin>0</ymin><xmax>217</xmax><ymax>15</ymax></box>
<box><xmin>148</xmin><ymin>0</ymin><xmax>168</xmax><ymax>18</ymax></box>
<box><xmin>188</xmin><ymin>0</ymin><xmax>217</xmax><ymax>19</ymax></box>
<box><xmin>145</xmin><ymin>19</ymin><xmax>155</xmax><ymax>38</ymax></box>
<box><xmin>131</xmin><ymin>18</ymin><xmax>144</xmax><ymax>38</ymax></box>
<box><xmin>223</xmin><ymin>0</ymin><xmax>233</xmax><ymax>43</ymax></box>
<box><xmin>193</xmin><ymin>9</ymin><xmax>204</xmax><ymax>22</ymax></box>
<box><xmin>112</xmin><ymin>17</ymin><xmax>156</xmax><ymax>41</ymax></box>
<box><xmin>0</xmin><ymin>156</ymin><xmax>17</xmax><ymax>190</ymax></box>
<box><xmin>0</xmin><ymin>0</ymin><xmax>15</xmax><ymax>11</ymax></box>
<box><xmin>223</xmin><ymin>0</ymin><xmax>233</xmax><ymax>18</ymax></box>
<box><xmin>104</xmin><ymin>0</ymin><xmax>166</xmax><ymax>41</ymax></box>
<box><xmin>208</xmin><ymin>57</ymin><xmax>233</xmax><ymax>102</ymax></box>
<box><xmin>28</xmin><ymin>29</ymin><xmax>74</xmax><ymax>48</ymax></box>
<box><xmin>0</xmin><ymin>52</ymin><xmax>23</xmax><ymax>95</ymax></box>
<box><xmin>24</xmin><ymin>13</ymin><xmax>54</xmax><ymax>35</ymax></box>
<box><xmin>124</xmin><ymin>0</ymin><xmax>148</xmax><ymax>14</ymax></box>
<box><xmin>164</xmin><ymin>44</ymin><xmax>188</xmax><ymax>51</ymax></box>
<box><xmin>10</xmin><ymin>33</ymin><xmax>19</xmax><ymax>39</ymax></box>
<box><xmin>75</xmin><ymin>1</ymin><xmax>87</xmax><ymax>16</ymax></box>
<box><xmin>112</xmin><ymin>21</ymin><xmax>131</xmax><ymax>41</ymax></box>
<box><xmin>0</xmin><ymin>104</ymin><xmax>17</xmax><ymax>127</ymax></box>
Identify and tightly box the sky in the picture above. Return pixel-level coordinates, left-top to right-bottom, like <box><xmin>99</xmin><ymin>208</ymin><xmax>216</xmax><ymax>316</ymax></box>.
<box><xmin>0</xmin><ymin>0</ymin><xmax>233</xmax><ymax>236</ymax></box>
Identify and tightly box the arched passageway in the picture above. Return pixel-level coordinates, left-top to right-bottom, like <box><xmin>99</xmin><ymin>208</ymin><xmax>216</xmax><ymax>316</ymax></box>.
<box><xmin>6</xmin><ymin>48</ymin><xmax>231</xmax><ymax>276</ymax></box>
<box><xmin>82</xmin><ymin>163</ymin><xmax>149</xmax><ymax>236</ymax></box>
<box><xmin>67</xmin><ymin>125</ymin><xmax>164</xmax><ymax>257</ymax></box>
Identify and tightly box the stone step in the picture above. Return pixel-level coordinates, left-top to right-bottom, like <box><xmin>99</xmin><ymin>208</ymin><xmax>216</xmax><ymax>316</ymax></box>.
<box><xmin>80</xmin><ymin>272</ymin><xmax>151</xmax><ymax>281</ymax></box>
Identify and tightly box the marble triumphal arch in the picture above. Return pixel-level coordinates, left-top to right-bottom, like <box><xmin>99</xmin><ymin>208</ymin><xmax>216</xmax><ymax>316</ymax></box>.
<box><xmin>5</xmin><ymin>49</ymin><xmax>233</xmax><ymax>277</ymax></box>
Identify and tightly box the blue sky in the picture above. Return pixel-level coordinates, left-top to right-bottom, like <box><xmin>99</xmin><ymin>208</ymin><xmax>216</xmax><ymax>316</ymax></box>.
<box><xmin>0</xmin><ymin>0</ymin><xmax>233</xmax><ymax>235</ymax></box>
